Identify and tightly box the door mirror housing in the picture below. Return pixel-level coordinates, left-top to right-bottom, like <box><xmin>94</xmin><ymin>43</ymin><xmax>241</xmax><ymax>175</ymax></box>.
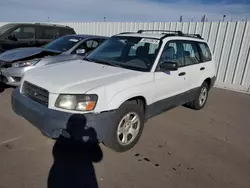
<box><xmin>76</xmin><ymin>49</ymin><xmax>86</xmax><ymax>55</ymax></box>
<box><xmin>159</xmin><ymin>61</ymin><xmax>178</xmax><ymax>71</ymax></box>
<box><xmin>8</xmin><ymin>34</ymin><xmax>17</xmax><ymax>41</ymax></box>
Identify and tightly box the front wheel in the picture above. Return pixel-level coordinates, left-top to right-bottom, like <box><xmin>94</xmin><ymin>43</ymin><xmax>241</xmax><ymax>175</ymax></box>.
<box><xmin>103</xmin><ymin>100</ymin><xmax>145</xmax><ymax>152</ymax></box>
<box><xmin>0</xmin><ymin>82</ymin><xmax>5</xmax><ymax>93</ymax></box>
<box><xmin>189</xmin><ymin>82</ymin><xmax>209</xmax><ymax>110</ymax></box>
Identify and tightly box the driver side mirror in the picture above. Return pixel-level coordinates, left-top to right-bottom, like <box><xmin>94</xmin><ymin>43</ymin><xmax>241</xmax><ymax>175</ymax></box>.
<box><xmin>159</xmin><ymin>61</ymin><xmax>178</xmax><ymax>71</ymax></box>
<box><xmin>76</xmin><ymin>49</ymin><xmax>86</xmax><ymax>55</ymax></box>
<box><xmin>8</xmin><ymin>34</ymin><xmax>17</xmax><ymax>41</ymax></box>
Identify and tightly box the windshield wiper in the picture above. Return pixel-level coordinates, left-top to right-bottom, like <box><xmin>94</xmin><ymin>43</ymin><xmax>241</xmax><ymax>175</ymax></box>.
<box><xmin>91</xmin><ymin>59</ymin><xmax>121</xmax><ymax>68</ymax></box>
<box><xmin>83</xmin><ymin>57</ymin><xmax>93</xmax><ymax>62</ymax></box>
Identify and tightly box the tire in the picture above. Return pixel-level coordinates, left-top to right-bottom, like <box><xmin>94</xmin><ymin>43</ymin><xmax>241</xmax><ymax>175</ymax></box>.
<box><xmin>0</xmin><ymin>82</ymin><xmax>5</xmax><ymax>93</ymax></box>
<box><xmin>189</xmin><ymin>82</ymin><xmax>209</xmax><ymax>110</ymax></box>
<box><xmin>0</xmin><ymin>47</ymin><xmax>4</xmax><ymax>54</ymax></box>
<box><xmin>103</xmin><ymin>100</ymin><xmax>145</xmax><ymax>152</ymax></box>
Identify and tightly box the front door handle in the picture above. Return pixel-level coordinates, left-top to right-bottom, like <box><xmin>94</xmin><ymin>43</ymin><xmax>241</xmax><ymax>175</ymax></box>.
<box><xmin>200</xmin><ymin>67</ymin><xmax>205</xmax><ymax>71</ymax></box>
<box><xmin>179</xmin><ymin>72</ymin><xmax>186</xmax><ymax>76</ymax></box>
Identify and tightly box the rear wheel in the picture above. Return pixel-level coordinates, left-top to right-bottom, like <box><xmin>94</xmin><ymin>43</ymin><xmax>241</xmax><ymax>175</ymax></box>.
<box><xmin>103</xmin><ymin>100</ymin><xmax>145</xmax><ymax>152</ymax></box>
<box><xmin>189</xmin><ymin>82</ymin><xmax>209</xmax><ymax>110</ymax></box>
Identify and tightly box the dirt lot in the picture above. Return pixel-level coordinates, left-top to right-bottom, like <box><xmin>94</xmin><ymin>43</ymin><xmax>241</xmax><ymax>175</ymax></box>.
<box><xmin>0</xmin><ymin>87</ymin><xmax>250</xmax><ymax>188</ymax></box>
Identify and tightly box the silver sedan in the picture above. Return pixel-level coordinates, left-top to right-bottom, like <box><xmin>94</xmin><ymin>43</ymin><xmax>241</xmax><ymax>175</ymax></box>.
<box><xmin>0</xmin><ymin>34</ymin><xmax>108</xmax><ymax>86</ymax></box>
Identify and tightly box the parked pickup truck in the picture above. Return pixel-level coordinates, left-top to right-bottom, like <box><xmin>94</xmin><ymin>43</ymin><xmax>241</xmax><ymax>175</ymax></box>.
<box><xmin>11</xmin><ymin>30</ymin><xmax>216</xmax><ymax>152</ymax></box>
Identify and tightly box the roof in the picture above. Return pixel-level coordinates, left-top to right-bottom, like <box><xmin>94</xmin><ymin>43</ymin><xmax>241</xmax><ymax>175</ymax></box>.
<box><xmin>3</xmin><ymin>23</ymin><xmax>73</xmax><ymax>28</ymax></box>
<box><xmin>63</xmin><ymin>34</ymin><xmax>108</xmax><ymax>39</ymax></box>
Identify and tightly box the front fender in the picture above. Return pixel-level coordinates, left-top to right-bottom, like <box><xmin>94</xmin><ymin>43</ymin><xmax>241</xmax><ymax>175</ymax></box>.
<box><xmin>106</xmin><ymin>84</ymin><xmax>154</xmax><ymax>111</ymax></box>
<box><xmin>107</xmin><ymin>91</ymin><xmax>147</xmax><ymax>111</ymax></box>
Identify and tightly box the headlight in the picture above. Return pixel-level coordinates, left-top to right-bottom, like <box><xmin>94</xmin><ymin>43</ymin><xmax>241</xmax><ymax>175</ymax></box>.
<box><xmin>12</xmin><ymin>59</ymin><xmax>40</xmax><ymax>68</ymax></box>
<box><xmin>55</xmin><ymin>94</ymin><xmax>98</xmax><ymax>111</ymax></box>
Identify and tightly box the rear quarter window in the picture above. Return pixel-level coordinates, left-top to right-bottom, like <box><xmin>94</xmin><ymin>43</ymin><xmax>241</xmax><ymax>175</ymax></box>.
<box><xmin>56</xmin><ymin>28</ymin><xmax>75</xmax><ymax>37</ymax></box>
<box><xmin>198</xmin><ymin>42</ymin><xmax>212</xmax><ymax>62</ymax></box>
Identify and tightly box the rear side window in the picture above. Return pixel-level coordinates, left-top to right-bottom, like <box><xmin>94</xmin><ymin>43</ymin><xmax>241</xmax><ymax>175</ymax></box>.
<box><xmin>182</xmin><ymin>42</ymin><xmax>200</xmax><ymax>65</ymax></box>
<box><xmin>86</xmin><ymin>40</ymin><xmax>99</xmax><ymax>48</ymax></box>
<box><xmin>198</xmin><ymin>42</ymin><xmax>212</xmax><ymax>62</ymax></box>
<box><xmin>37</xmin><ymin>27</ymin><xmax>55</xmax><ymax>39</ymax></box>
<box><xmin>56</xmin><ymin>28</ymin><xmax>75</xmax><ymax>37</ymax></box>
<box><xmin>44</xmin><ymin>27</ymin><xmax>55</xmax><ymax>39</ymax></box>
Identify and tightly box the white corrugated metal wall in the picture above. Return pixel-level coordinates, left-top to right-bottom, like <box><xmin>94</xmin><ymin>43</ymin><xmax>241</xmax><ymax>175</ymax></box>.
<box><xmin>1</xmin><ymin>22</ymin><xmax>250</xmax><ymax>93</ymax></box>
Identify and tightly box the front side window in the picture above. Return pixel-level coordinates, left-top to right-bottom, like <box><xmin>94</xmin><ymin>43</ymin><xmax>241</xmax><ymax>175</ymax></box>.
<box><xmin>44</xmin><ymin>36</ymin><xmax>82</xmax><ymax>52</ymax></box>
<box><xmin>11</xmin><ymin>27</ymin><xmax>35</xmax><ymax>39</ymax></box>
<box><xmin>86</xmin><ymin>36</ymin><xmax>161</xmax><ymax>72</ymax></box>
<box><xmin>0</xmin><ymin>24</ymin><xmax>15</xmax><ymax>35</ymax></box>
<box><xmin>159</xmin><ymin>41</ymin><xmax>184</xmax><ymax>67</ymax></box>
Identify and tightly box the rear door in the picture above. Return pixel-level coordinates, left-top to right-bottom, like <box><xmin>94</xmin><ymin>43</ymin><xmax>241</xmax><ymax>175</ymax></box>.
<box><xmin>179</xmin><ymin>40</ymin><xmax>203</xmax><ymax>89</ymax></box>
<box><xmin>197</xmin><ymin>42</ymin><xmax>214</xmax><ymax>80</ymax></box>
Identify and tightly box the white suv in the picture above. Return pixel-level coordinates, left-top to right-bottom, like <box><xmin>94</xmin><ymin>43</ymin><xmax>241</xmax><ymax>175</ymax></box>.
<box><xmin>11</xmin><ymin>30</ymin><xmax>216</xmax><ymax>152</ymax></box>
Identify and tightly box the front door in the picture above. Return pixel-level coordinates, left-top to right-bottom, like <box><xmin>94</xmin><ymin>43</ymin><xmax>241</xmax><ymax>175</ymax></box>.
<box><xmin>2</xmin><ymin>26</ymin><xmax>36</xmax><ymax>50</ymax></box>
<box><xmin>151</xmin><ymin>41</ymin><xmax>190</xmax><ymax>115</ymax></box>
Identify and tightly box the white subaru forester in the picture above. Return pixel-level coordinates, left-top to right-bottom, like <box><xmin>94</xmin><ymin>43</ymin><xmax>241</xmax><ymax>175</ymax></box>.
<box><xmin>12</xmin><ymin>30</ymin><xmax>216</xmax><ymax>152</ymax></box>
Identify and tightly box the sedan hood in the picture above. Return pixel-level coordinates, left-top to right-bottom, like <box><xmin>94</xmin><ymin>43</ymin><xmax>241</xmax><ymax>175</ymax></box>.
<box><xmin>0</xmin><ymin>47</ymin><xmax>61</xmax><ymax>62</ymax></box>
<box><xmin>23</xmin><ymin>60</ymin><xmax>142</xmax><ymax>94</ymax></box>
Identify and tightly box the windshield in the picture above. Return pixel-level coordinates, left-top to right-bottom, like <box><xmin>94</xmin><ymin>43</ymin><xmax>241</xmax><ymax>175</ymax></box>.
<box><xmin>86</xmin><ymin>36</ymin><xmax>161</xmax><ymax>72</ymax></box>
<box><xmin>44</xmin><ymin>36</ymin><xmax>83</xmax><ymax>52</ymax></box>
<box><xmin>0</xmin><ymin>24</ymin><xmax>15</xmax><ymax>35</ymax></box>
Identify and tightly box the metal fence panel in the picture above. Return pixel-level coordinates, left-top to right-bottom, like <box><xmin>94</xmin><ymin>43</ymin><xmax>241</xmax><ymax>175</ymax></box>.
<box><xmin>0</xmin><ymin>21</ymin><xmax>249</xmax><ymax>93</ymax></box>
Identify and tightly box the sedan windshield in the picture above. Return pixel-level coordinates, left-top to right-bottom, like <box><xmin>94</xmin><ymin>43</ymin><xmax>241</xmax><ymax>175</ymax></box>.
<box><xmin>86</xmin><ymin>36</ymin><xmax>161</xmax><ymax>72</ymax></box>
<box><xmin>44</xmin><ymin>36</ymin><xmax>83</xmax><ymax>52</ymax></box>
<box><xmin>0</xmin><ymin>24</ymin><xmax>15</xmax><ymax>35</ymax></box>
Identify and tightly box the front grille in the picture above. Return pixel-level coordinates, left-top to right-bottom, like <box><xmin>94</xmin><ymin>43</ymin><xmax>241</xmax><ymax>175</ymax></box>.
<box><xmin>0</xmin><ymin>61</ymin><xmax>12</xmax><ymax>68</ymax></box>
<box><xmin>22</xmin><ymin>81</ymin><xmax>49</xmax><ymax>106</ymax></box>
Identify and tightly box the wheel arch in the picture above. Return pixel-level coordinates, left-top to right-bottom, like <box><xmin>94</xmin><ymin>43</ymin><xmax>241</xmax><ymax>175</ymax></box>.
<box><xmin>107</xmin><ymin>93</ymin><xmax>148</xmax><ymax>112</ymax></box>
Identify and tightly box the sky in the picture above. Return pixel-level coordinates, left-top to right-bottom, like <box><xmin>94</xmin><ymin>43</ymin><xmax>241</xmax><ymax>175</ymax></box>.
<box><xmin>0</xmin><ymin>0</ymin><xmax>249</xmax><ymax>22</ymax></box>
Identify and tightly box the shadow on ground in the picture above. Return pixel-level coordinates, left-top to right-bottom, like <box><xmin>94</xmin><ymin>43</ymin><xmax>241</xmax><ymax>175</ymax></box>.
<box><xmin>0</xmin><ymin>82</ymin><xmax>13</xmax><ymax>93</ymax></box>
<box><xmin>47</xmin><ymin>114</ymin><xmax>103</xmax><ymax>188</ymax></box>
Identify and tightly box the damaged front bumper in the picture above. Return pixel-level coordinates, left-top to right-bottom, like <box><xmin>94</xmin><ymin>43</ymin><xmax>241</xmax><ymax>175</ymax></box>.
<box><xmin>11</xmin><ymin>88</ymin><xmax>116</xmax><ymax>142</ymax></box>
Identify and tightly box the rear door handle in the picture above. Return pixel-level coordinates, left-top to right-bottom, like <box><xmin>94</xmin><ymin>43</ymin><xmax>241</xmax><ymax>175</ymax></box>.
<box><xmin>178</xmin><ymin>72</ymin><xmax>186</xmax><ymax>76</ymax></box>
<box><xmin>200</xmin><ymin>67</ymin><xmax>205</xmax><ymax>71</ymax></box>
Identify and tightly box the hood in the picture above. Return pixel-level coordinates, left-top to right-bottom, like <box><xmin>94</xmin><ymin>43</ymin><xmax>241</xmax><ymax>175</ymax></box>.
<box><xmin>23</xmin><ymin>59</ymin><xmax>143</xmax><ymax>94</ymax></box>
<box><xmin>0</xmin><ymin>47</ymin><xmax>61</xmax><ymax>62</ymax></box>
<box><xmin>36</xmin><ymin>54</ymin><xmax>82</xmax><ymax>67</ymax></box>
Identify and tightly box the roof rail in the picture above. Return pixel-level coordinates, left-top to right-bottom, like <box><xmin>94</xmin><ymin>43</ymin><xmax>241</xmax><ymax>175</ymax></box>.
<box><xmin>118</xmin><ymin>32</ymin><xmax>137</xmax><ymax>34</ymax></box>
<box><xmin>34</xmin><ymin>23</ymin><xmax>71</xmax><ymax>28</ymax></box>
<box><xmin>137</xmin><ymin>30</ymin><xmax>184</xmax><ymax>36</ymax></box>
<box><xmin>183</xmin><ymin>33</ymin><xmax>203</xmax><ymax>39</ymax></box>
<box><xmin>137</xmin><ymin>29</ymin><xmax>203</xmax><ymax>39</ymax></box>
